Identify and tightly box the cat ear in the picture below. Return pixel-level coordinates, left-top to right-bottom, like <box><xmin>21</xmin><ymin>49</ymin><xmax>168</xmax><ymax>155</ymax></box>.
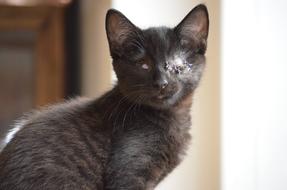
<box><xmin>106</xmin><ymin>9</ymin><xmax>140</xmax><ymax>54</ymax></box>
<box><xmin>175</xmin><ymin>4</ymin><xmax>209</xmax><ymax>45</ymax></box>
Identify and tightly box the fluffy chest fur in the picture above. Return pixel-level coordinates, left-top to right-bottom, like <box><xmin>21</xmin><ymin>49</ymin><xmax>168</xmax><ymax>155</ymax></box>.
<box><xmin>95</xmin><ymin>89</ymin><xmax>192</xmax><ymax>189</ymax></box>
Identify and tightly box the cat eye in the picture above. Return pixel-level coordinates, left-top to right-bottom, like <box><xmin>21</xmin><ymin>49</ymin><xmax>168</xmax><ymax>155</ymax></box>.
<box><xmin>135</xmin><ymin>59</ymin><xmax>150</xmax><ymax>71</ymax></box>
<box><xmin>141</xmin><ymin>63</ymin><xmax>149</xmax><ymax>70</ymax></box>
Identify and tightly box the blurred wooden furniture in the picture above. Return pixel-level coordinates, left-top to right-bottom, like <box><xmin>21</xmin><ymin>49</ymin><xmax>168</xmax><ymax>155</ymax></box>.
<box><xmin>0</xmin><ymin>0</ymin><xmax>71</xmax><ymax>136</ymax></box>
<box><xmin>0</xmin><ymin>0</ymin><xmax>71</xmax><ymax>105</ymax></box>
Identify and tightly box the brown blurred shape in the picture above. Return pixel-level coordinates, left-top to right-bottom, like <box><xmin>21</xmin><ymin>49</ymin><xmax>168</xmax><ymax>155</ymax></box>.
<box><xmin>0</xmin><ymin>0</ymin><xmax>71</xmax><ymax>7</ymax></box>
<box><xmin>0</xmin><ymin>1</ymin><xmax>71</xmax><ymax>138</ymax></box>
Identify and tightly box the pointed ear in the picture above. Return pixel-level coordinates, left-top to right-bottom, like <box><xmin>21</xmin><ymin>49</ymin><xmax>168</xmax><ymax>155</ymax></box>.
<box><xmin>175</xmin><ymin>4</ymin><xmax>209</xmax><ymax>45</ymax></box>
<box><xmin>106</xmin><ymin>9</ymin><xmax>140</xmax><ymax>55</ymax></box>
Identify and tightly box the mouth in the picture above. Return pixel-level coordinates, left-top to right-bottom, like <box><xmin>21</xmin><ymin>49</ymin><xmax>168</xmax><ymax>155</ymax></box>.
<box><xmin>150</xmin><ymin>91</ymin><xmax>177</xmax><ymax>104</ymax></box>
<box><xmin>142</xmin><ymin>90</ymin><xmax>180</xmax><ymax>109</ymax></box>
<box><xmin>156</xmin><ymin>93</ymin><xmax>173</xmax><ymax>101</ymax></box>
<box><xmin>138</xmin><ymin>86</ymin><xmax>181</xmax><ymax>108</ymax></box>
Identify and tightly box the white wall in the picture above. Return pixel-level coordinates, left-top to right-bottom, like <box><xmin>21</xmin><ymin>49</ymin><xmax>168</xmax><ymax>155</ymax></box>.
<box><xmin>112</xmin><ymin>1</ymin><xmax>220</xmax><ymax>190</ymax></box>
<box><xmin>221</xmin><ymin>0</ymin><xmax>287</xmax><ymax>190</ymax></box>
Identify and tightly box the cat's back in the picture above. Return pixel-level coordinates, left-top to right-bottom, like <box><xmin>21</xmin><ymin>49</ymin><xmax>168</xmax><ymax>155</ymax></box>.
<box><xmin>0</xmin><ymin>97</ymin><xmax>110</xmax><ymax>190</ymax></box>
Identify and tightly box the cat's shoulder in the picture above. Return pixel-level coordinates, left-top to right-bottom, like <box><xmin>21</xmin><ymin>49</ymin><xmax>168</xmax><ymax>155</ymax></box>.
<box><xmin>1</xmin><ymin>97</ymin><xmax>95</xmax><ymax>150</ymax></box>
<box><xmin>30</xmin><ymin>97</ymin><xmax>93</xmax><ymax>119</ymax></box>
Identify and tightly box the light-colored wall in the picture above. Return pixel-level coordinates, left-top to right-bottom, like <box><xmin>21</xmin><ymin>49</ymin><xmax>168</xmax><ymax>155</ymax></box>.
<box><xmin>81</xmin><ymin>0</ymin><xmax>113</xmax><ymax>97</ymax></box>
<box><xmin>188</xmin><ymin>0</ymin><xmax>220</xmax><ymax>189</ymax></box>
<box><xmin>221</xmin><ymin>0</ymin><xmax>287</xmax><ymax>190</ymax></box>
<box><xmin>81</xmin><ymin>1</ymin><xmax>220</xmax><ymax>190</ymax></box>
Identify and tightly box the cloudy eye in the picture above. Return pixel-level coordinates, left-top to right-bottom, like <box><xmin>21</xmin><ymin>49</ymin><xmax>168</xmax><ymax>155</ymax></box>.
<box><xmin>141</xmin><ymin>63</ymin><xmax>149</xmax><ymax>70</ymax></box>
<box><xmin>135</xmin><ymin>57</ymin><xmax>149</xmax><ymax>71</ymax></box>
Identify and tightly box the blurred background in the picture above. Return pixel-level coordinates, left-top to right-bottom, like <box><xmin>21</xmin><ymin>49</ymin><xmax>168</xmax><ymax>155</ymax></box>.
<box><xmin>0</xmin><ymin>0</ymin><xmax>286</xmax><ymax>190</ymax></box>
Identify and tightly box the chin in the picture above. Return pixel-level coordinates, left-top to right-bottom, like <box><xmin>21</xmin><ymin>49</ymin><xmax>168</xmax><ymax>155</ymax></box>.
<box><xmin>144</xmin><ymin>93</ymin><xmax>181</xmax><ymax>110</ymax></box>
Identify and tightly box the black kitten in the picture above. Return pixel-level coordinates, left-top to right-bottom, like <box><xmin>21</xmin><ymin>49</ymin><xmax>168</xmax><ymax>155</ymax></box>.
<box><xmin>0</xmin><ymin>4</ymin><xmax>209</xmax><ymax>190</ymax></box>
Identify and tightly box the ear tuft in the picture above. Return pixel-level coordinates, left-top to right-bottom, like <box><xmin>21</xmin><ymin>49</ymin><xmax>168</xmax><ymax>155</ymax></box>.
<box><xmin>175</xmin><ymin>4</ymin><xmax>209</xmax><ymax>45</ymax></box>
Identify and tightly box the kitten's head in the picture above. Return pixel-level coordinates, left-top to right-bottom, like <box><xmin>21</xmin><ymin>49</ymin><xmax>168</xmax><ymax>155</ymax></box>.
<box><xmin>106</xmin><ymin>5</ymin><xmax>209</xmax><ymax>109</ymax></box>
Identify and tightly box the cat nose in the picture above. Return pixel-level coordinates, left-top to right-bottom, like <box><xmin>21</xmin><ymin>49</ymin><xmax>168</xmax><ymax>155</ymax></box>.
<box><xmin>153</xmin><ymin>79</ymin><xmax>168</xmax><ymax>90</ymax></box>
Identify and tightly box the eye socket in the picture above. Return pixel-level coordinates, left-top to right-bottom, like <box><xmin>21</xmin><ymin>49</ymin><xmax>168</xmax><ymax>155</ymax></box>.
<box><xmin>129</xmin><ymin>47</ymin><xmax>146</xmax><ymax>61</ymax></box>
<box><xmin>174</xmin><ymin>65</ymin><xmax>184</xmax><ymax>74</ymax></box>
<box><xmin>165</xmin><ymin>60</ymin><xmax>193</xmax><ymax>74</ymax></box>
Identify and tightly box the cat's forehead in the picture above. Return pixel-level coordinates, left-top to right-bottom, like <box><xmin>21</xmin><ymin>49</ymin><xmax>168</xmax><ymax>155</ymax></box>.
<box><xmin>144</xmin><ymin>27</ymin><xmax>171</xmax><ymax>39</ymax></box>
<box><xmin>143</xmin><ymin>27</ymin><xmax>178</xmax><ymax>52</ymax></box>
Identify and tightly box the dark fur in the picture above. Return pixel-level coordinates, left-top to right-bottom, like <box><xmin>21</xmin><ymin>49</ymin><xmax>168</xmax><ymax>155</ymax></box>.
<box><xmin>0</xmin><ymin>4</ymin><xmax>209</xmax><ymax>190</ymax></box>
